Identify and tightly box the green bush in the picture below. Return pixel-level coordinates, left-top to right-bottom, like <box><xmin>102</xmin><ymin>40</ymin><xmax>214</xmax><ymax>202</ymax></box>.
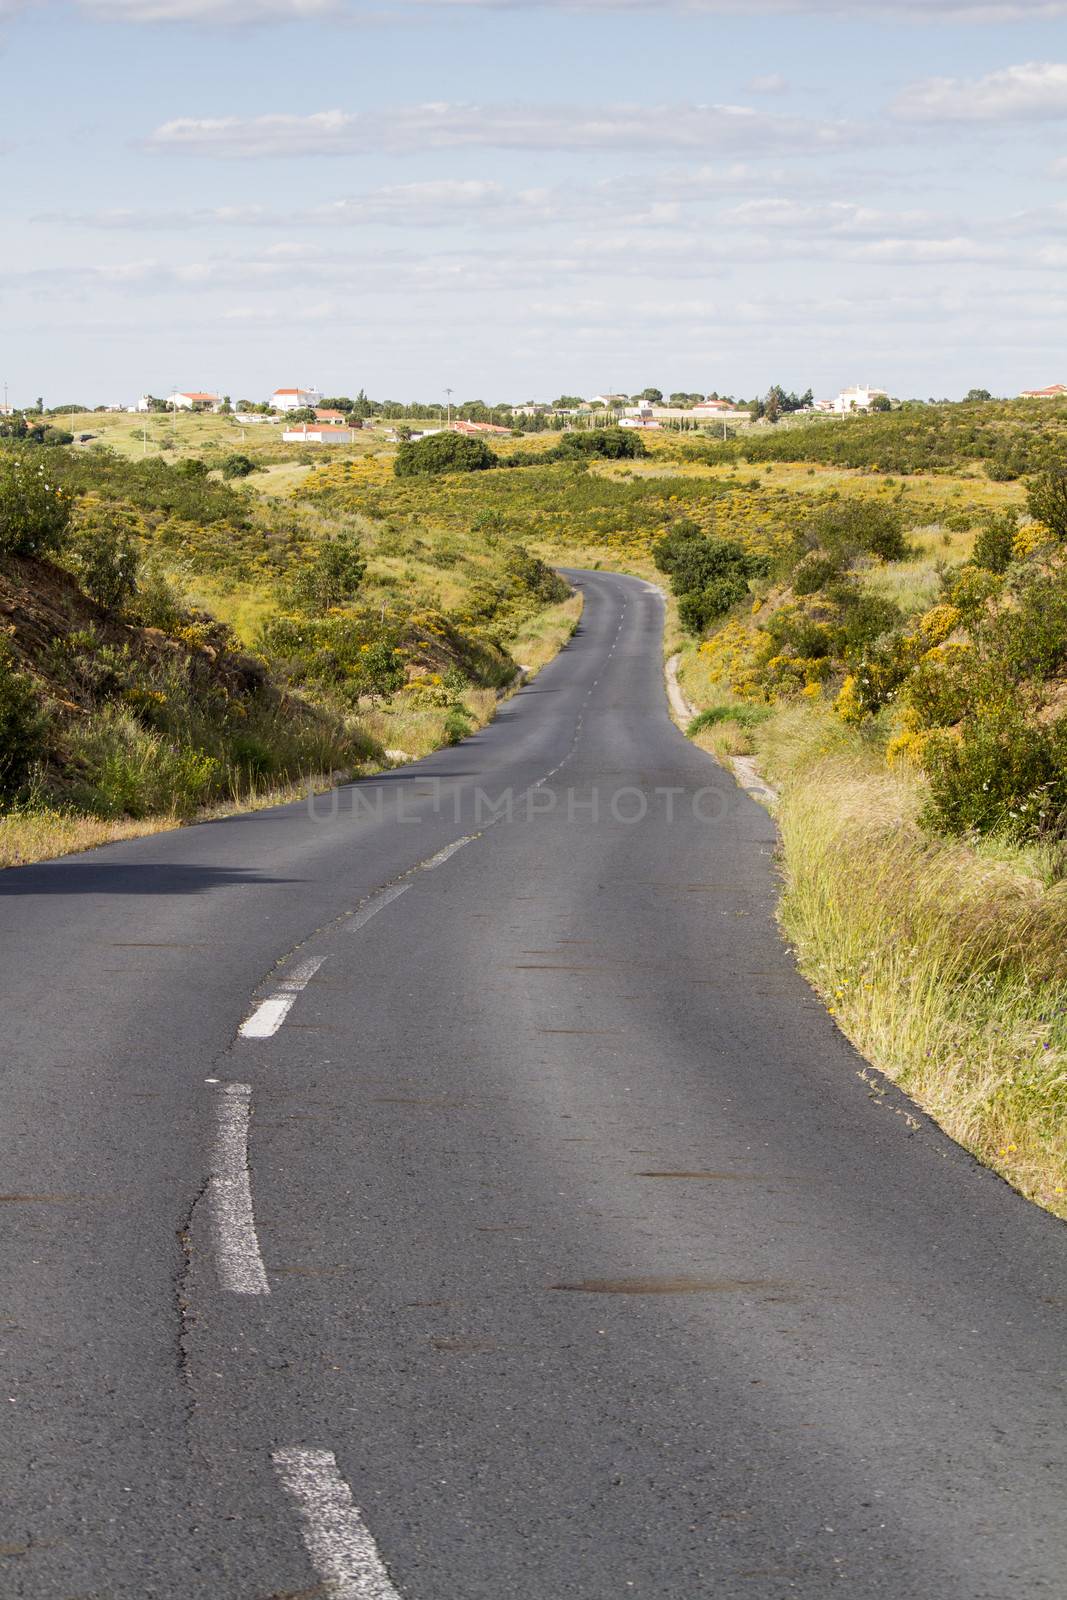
<box><xmin>831</xmin><ymin>588</ymin><xmax>904</xmax><ymax>658</ymax></box>
<box><xmin>0</xmin><ymin>451</ymin><xmax>73</xmax><ymax>556</ymax></box>
<box><xmin>221</xmin><ymin>453</ymin><xmax>257</xmax><ymax>479</ymax></box>
<box><xmin>971</xmin><ymin>510</ymin><xmax>1018</xmax><ymax>574</ymax></box>
<box><xmin>804</xmin><ymin>498</ymin><xmax>908</xmax><ymax>563</ymax></box>
<box><xmin>550</xmin><ymin>428</ymin><xmax>647</xmax><ymax>462</ymax></box>
<box><xmin>654</xmin><ymin>521</ymin><xmax>766</xmax><ymax>634</ymax></box>
<box><xmin>764</xmin><ymin>605</ymin><xmax>834</xmax><ymax>660</ymax></box>
<box><xmin>687</xmin><ymin>704</ymin><xmax>771</xmax><ymax>737</ymax></box>
<box><xmin>987</xmin><ymin>566</ymin><xmax>1067</xmax><ymax>679</ymax></box>
<box><xmin>69</xmin><ymin>708</ymin><xmax>222</xmax><ymax>818</ymax></box>
<box><xmin>443</xmin><ymin>705</ymin><xmax>474</xmax><ymax>745</ymax></box>
<box><xmin>922</xmin><ymin>707</ymin><xmax>1067</xmax><ymax>839</ymax></box>
<box><xmin>286</xmin><ymin>532</ymin><xmax>367</xmax><ymax>615</ymax></box>
<box><xmin>65</xmin><ymin>507</ymin><xmax>140</xmax><ymax>611</ymax></box>
<box><xmin>0</xmin><ymin>653</ymin><xmax>43</xmax><ymax>801</ymax></box>
<box><xmin>127</xmin><ymin>557</ymin><xmax>186</xmax><ymax>631</ymax></box>
<box><xmin>792</xmin><ymin>549</ymin><xmax>841</xmax><ymax>595</ymax></box>
<box><xmin>395</xmin><ymin>433</ymin><xmax>496</xmax><ymax>478</ymax></box>
<box><xmin>1026</xmin><ymin>468</ymin><xmax>1067</xmax><ymax>541</ymax></box>
<box><xmin>678</xmin><ymin>572</ymin><xmax>753</xmax><ymax>633</ymax></box>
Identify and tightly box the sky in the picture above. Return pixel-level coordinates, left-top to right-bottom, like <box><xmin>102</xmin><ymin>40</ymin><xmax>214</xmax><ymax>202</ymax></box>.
<box><xmin>3</xmin><ymin>0</ymin><xmax>1067</xmax><ymax>407</ymax></box>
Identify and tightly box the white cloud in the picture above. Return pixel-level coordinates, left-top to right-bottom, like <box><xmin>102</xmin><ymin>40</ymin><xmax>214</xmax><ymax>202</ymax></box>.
<box><xmin>893</xmin><ymin>62</ymin><xmax>1067</xmax><ymax>122</ymax></box>
<box><xmin>719</xmin><ymin>197</ymin><xmax>949</xmax><ymax>237</ymax></box>
<box><xmin>147</xmin><ymin>100</ymin><xmax>857</xmax><ymax>157</ymax></box>
<box><xmin>746</xmin><ymin>74</ymin><xmax>788</xmax><ymax>95</ymax></box>
<box><xmin>78</xmin><ymin>0</ymin><xmax>338</xmax><ymax>17</ymax></box>
<box><xmin>1051</xmin><ymin>155</ymin><xmax>1067</xmax><ymax>175</ymax></box>
<box><xmin>4</xmin><ymin>0</ymin><xmax>1067</xmax><ymax>22</ymax></box>
<box><xmin>393</xmin><ymin>0</ymin><xmax>1067</xmax><ymax>16</ymax></box>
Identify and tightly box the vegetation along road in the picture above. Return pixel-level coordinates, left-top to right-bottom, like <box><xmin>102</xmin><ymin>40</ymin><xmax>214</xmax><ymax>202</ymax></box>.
<box><xmin>1</xmin><ymin>569</ymin><xmax>1064</xmax><ymax>1598</ymax></box>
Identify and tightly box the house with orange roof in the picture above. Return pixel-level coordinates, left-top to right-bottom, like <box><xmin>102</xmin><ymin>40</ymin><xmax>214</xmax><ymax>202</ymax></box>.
<box><xmin>167</xmin><ymin>390</ymin><xmax>221</xmax><ymax>412</ymax></box>
<box><xmin>272</xmin><ymin>386</ymin><xmax>323</xmax><ymax>412</ymax></box>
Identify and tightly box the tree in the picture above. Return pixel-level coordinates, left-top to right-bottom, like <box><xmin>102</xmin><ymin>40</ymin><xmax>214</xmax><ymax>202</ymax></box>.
<box><xmin>221</xmin><ymin>453</ymin><xmax>257</xmax><ymax>479</ymax></box>
<box><xmin>971</xmin><ymin>510</ymin><xmax>1018</xmax><ymax>574</ymax></box>
<box><xmin>288</xmin><ymin>532</ymin><xmax>367</xmax><ymax>614</ymax></box>
<box><xmin>639</xmin><ymin>388</ymin><xmax>664</xmax><ymax>404</ymax></box>
<box><xmin>286</xmin><ymin>407</ymin><xmax>317</xmax><ymax>424</ymax></box>
<box><xmin>869</xmin><ymin>394</ymin><xmax>892</xmax><ymax>413</ymax></box>
<box><xmin>0</xmin><ymin>451</ymin><xmax>72</xmax><ymax>556</ymax></box>
<box><xmin>765</xmin><ymin>389</ymin><xmax>782</xmax><ymax>425</ymax></box>
<box><xmin>1026</xmin><ymin>468</ymin><xmax>1067</xmax><ymax>541</ymax></box>
<box><xmin>552</xmin><ymin>427</ymin><xmax>646</xmax><ymax>461</ymax></box>
<box><xmin>552</xmin><ymin>395</ymin><xmax>585</xmax><ymax>409</ymax></box>
<box><xmin>394</xmin><ymin>432</ymin><xmax>496</xmax><ymax>478</ymax></box>
<box><xmin>965</xmin><ymin>388</ymin><xmax>992</xmax><ymax>403</ymax></box>
<box><xmin>652</xmin><ymin>522</ymin><xmax>768</xmax><ymax>634</ymax></box>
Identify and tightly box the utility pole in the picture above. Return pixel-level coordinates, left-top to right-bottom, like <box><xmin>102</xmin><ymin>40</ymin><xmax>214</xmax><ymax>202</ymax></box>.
<box><xmin>445</xmin><ymin>387</ymin><xmax>453</xmax><ymax>431</ymax></box>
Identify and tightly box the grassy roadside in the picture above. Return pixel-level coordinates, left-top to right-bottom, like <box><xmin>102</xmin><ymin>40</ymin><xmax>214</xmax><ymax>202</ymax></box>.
<box><xmin>0</xmin><ymin>587</ymin><xmax>583</xmax><ymax>870</ymax></box>
<box><xmin>675</xmin><ymin>682</ymin><xmax>1067</xmax><ymax>1220</ymax></box>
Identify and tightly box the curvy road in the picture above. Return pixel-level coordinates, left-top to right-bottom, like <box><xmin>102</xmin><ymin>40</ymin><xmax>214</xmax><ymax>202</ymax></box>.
<box><xmin>2</xmin><ymin>570</ymin><xmax>1065</xmax><ymax>1600</ymax></box>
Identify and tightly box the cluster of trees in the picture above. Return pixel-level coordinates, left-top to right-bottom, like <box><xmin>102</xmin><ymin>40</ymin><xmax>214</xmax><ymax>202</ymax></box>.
<box><xmin>394</xmin><ymin>426</ymin><xmax>650</xmax><ymax>479</ymax></box>
<box><xmin>749</xmin><ymin>386</ymin><xmax>815</xmax><ymax>424</ymax></box>
<box><xmin>653</xmin><ymin>520</ymin><xmax>770</xmax><ymax>634</ymax></box>
<box><xmin>0</xmin><ymin>413</ymin><xmax>74</xmax><ymax>446</ymax></box>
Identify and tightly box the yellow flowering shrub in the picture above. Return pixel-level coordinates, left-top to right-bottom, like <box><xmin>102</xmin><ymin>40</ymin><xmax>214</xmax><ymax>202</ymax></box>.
<box><xmin>835</xmin><ymin>673</ymin><xmax>865</xmax><ymax>725</ymax></box>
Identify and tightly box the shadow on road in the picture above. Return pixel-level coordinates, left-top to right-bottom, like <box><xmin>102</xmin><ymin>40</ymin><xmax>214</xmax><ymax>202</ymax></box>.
<box><xmin>0</xmin><ymin>863</ymin><xmax>302</xmax><ymax>896</ymax></box>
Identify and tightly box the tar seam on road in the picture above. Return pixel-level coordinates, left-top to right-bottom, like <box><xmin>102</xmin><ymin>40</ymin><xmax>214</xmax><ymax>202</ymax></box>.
<box><xmin>347</xmin><ymin>881</ymin><xmax>411</xmax><ymax>932</ymax></box>
<box><xmin>420</xmin><ymin>835</ymin><xmax>476</xmax><ymax>871</ymax></box>
<box><xmin>209</xmin><ymin>1083</ymin><xmax>269</xmax><ymax>1295</ymax></box>
<box><xmin>239</xmin><ymin>955</ymin><xmax>326</xmax><ymax>1039</ymax></box>
<box><xmin>273</xmin><ymin>1448</ymin><xmax>403</xmax><ymax>1600</ymax></box>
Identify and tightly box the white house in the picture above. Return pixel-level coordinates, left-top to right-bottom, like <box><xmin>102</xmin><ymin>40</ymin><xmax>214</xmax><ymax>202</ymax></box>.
<box><xmin>282</xmin><ymin>425</ymin><xmax>357</xmax><ymax>444</ymax></box>
<box><xmin>167</xmin><ymin>391</ymin><xmax>221</xmax><ymax>412</ymax></box>
<box><xmin>272</xmin><ymin>386</ymin><xmax>323</xmax><ymax>412</ymax></box>
<box><xmin>1020</xmin><ymin>383</ymin><xmax>1067</xmax><ymax>399</ymax></box>
<box><xmin>831</xmin><ymin>385</ymin><xmax>888</xmax><ymax>415</ymax></box>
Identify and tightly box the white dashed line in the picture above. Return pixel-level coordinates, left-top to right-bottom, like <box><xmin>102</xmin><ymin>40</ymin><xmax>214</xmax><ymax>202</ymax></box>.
<box><xmin>347</xmin><ymin>881</ymin><xmax>410</xmax><ymax>933</ymax></box>
<box><xmin>420</xmin><ymin>835</ymin><xmax>476</xmax><ymax>871</ymax></box>
<box><xmin>273</xmin><ymin>1448</ymin><xmax>402</xmax><ymax>1600</ymax></box>
<box><xmin>239</xmin><ymin>956</ymin><xmax>325</xmax><ymax>1039</ymax></box>
<box><xmin>209</xmin><ymin>1083</ymin><xmax>269</xmax><ymax>1296</ymax></box>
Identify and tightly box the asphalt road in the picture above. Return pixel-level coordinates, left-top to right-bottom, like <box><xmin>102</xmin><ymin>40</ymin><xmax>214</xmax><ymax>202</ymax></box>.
<box><xmin>1</xmin><ymin>570</ymin><xmax>1064</xmax><ymax>1600</ymax></box>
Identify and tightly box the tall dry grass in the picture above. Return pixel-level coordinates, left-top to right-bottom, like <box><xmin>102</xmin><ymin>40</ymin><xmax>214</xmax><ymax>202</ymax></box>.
<box><xmin>757</xmin><ymin>708</ymin><xmax>1067</xmax><ymax>1216</ymax></box>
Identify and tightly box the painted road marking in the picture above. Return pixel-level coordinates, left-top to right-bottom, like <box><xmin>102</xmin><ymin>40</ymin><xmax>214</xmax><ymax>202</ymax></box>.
<box><xmin>347</xmin><ymin>882</ymin><xmax>410</xmax><ymax>933</ymax></box>
<box><xmin>239</xmin><ymin>956</ymin><xmax>325</xmax><ymax>1040</ymax></box>
<box><xmin>420</xmin><ymin>835</ymin><xmax>476</xmax><ymax>871</ymax></box>
<box><xmin>209</xmin><ymin>1083</ymin><xmax>269</xmax><ymax>1295</ymax></box>
<box><xmin>273</xmin><ymin>1448</ymin><xmax>402</xmax><ymax>1600</ymax></box>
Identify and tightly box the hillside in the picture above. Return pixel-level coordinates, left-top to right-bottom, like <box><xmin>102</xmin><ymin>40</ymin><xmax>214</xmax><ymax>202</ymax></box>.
<box><xmin>0</xmin><ymin>441</ymin><xmax>579</xmax><ymax>863</ymax></box>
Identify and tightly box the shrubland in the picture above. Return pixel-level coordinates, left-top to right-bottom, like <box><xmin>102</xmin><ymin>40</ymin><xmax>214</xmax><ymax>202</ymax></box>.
<box><xmin>667</xmin><ymin>414</ymin><xmax>1066</xmax><ymax>1216</ymax></box>
<box><xmin>0</xmin><ymin>439</ymin><xmax>575</xmax><ymax>863</ymax></box>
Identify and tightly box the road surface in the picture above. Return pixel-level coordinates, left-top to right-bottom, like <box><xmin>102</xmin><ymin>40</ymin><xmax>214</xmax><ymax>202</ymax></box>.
<box><xmin>1</xmin><ymin>570</ymin><xmax>1064</xmax><ymax>1598</ymax></box>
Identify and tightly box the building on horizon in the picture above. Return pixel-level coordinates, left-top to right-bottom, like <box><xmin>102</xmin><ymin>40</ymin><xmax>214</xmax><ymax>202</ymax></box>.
<box><xmin>272</xmin><ymin>386</ymin><xmax>323</xmax><ymax>412</ymax></box>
